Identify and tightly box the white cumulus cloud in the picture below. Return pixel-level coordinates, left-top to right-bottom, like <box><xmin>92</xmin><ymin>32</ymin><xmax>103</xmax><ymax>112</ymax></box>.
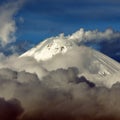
<box><xmin>69</xmin><ymin>28</ymin><xmax>120</xmax><ymax>44</ymax></box>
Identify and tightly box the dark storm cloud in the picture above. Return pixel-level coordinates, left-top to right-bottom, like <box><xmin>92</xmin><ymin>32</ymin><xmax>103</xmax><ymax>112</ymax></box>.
<box><xmin>0</xmin><ymin>97</ymin><xmax>23</xmax><ymax>120</ymax></box>
<box><xmin>0</xmin><ymin>48</ymin><xmax>119</xmax><ymax>120</ymax></box>
<box><xmin>0</xmin><ymin>67</ymin><xmax>120</xmax><ymax>120</ymax></box>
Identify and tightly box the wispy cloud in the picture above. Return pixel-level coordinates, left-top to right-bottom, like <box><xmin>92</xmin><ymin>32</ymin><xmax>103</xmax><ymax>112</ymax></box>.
<box><xmin>0</xmin><ymin>0</ymin><xmax>25</xmax><ymax>46</ymax></box>
<box><xmin>69</xmin><ymin>28</ymin><xmax>120</xmax><ymax>43</ymax></box>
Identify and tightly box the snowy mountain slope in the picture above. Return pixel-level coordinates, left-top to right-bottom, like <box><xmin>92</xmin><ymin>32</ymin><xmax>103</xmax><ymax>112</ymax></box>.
<box><xmin>75</xmin><ymin>47</ymin><xmax>120</xmax><ymax>87</ymax></box>
<box><xmin>20</xmin><ymin>34</ymin><xmax>77</xmax><ymax>61</ymax></box>
<box><xmin>93</xmin><ymin>50</ymin><xmax>120</xmax><ymax>73</ymax></box>
<box><xmin>20</xmin><ymin>34</ymin><xmax>120</xmax><ymax>87</ymax></box>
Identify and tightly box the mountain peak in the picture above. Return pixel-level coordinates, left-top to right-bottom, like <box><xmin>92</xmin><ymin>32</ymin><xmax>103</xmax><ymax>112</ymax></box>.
<box><xmin>20</xmin><ymin>35</ymin><xmax>77</xmax><ymax>61</ymax></box>
<box><xmin>20</xmin><ymin>36</ymin><xmax>120</xmax><ymax>87</ymax></box>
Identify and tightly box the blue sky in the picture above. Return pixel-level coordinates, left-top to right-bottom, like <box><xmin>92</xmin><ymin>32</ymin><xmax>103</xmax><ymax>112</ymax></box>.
<box><xmin>15</xmin><ymin>0</ymin><xmax>120</xmax><ymax>42</ymax></box>
<box><xmin>0</xmin><ymin>0</ymin><xmax>120</xmax><ymax>62</ymax></box>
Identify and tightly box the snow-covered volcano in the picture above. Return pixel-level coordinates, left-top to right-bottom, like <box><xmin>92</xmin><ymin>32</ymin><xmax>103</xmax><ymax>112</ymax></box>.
<box><xmin>20</xmin><ymin>34</ymin><xmax>120</xmax><ymax>87</ymax></box>
<box><xmin>20</xmin><ymin>34</ymin><xmax>120</xmax><ymax>72</ymax></box>
<box><xmin>20</xmin><ymin>34</ymin><xmax>77</xmax><ymax>61</ymax></box>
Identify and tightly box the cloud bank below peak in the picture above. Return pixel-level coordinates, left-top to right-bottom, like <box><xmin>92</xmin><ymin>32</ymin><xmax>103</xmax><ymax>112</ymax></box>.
<box><xmin>0</xmin><ymin>41</ymin><xmax>119</xmax><ymax>119</ymax></box>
